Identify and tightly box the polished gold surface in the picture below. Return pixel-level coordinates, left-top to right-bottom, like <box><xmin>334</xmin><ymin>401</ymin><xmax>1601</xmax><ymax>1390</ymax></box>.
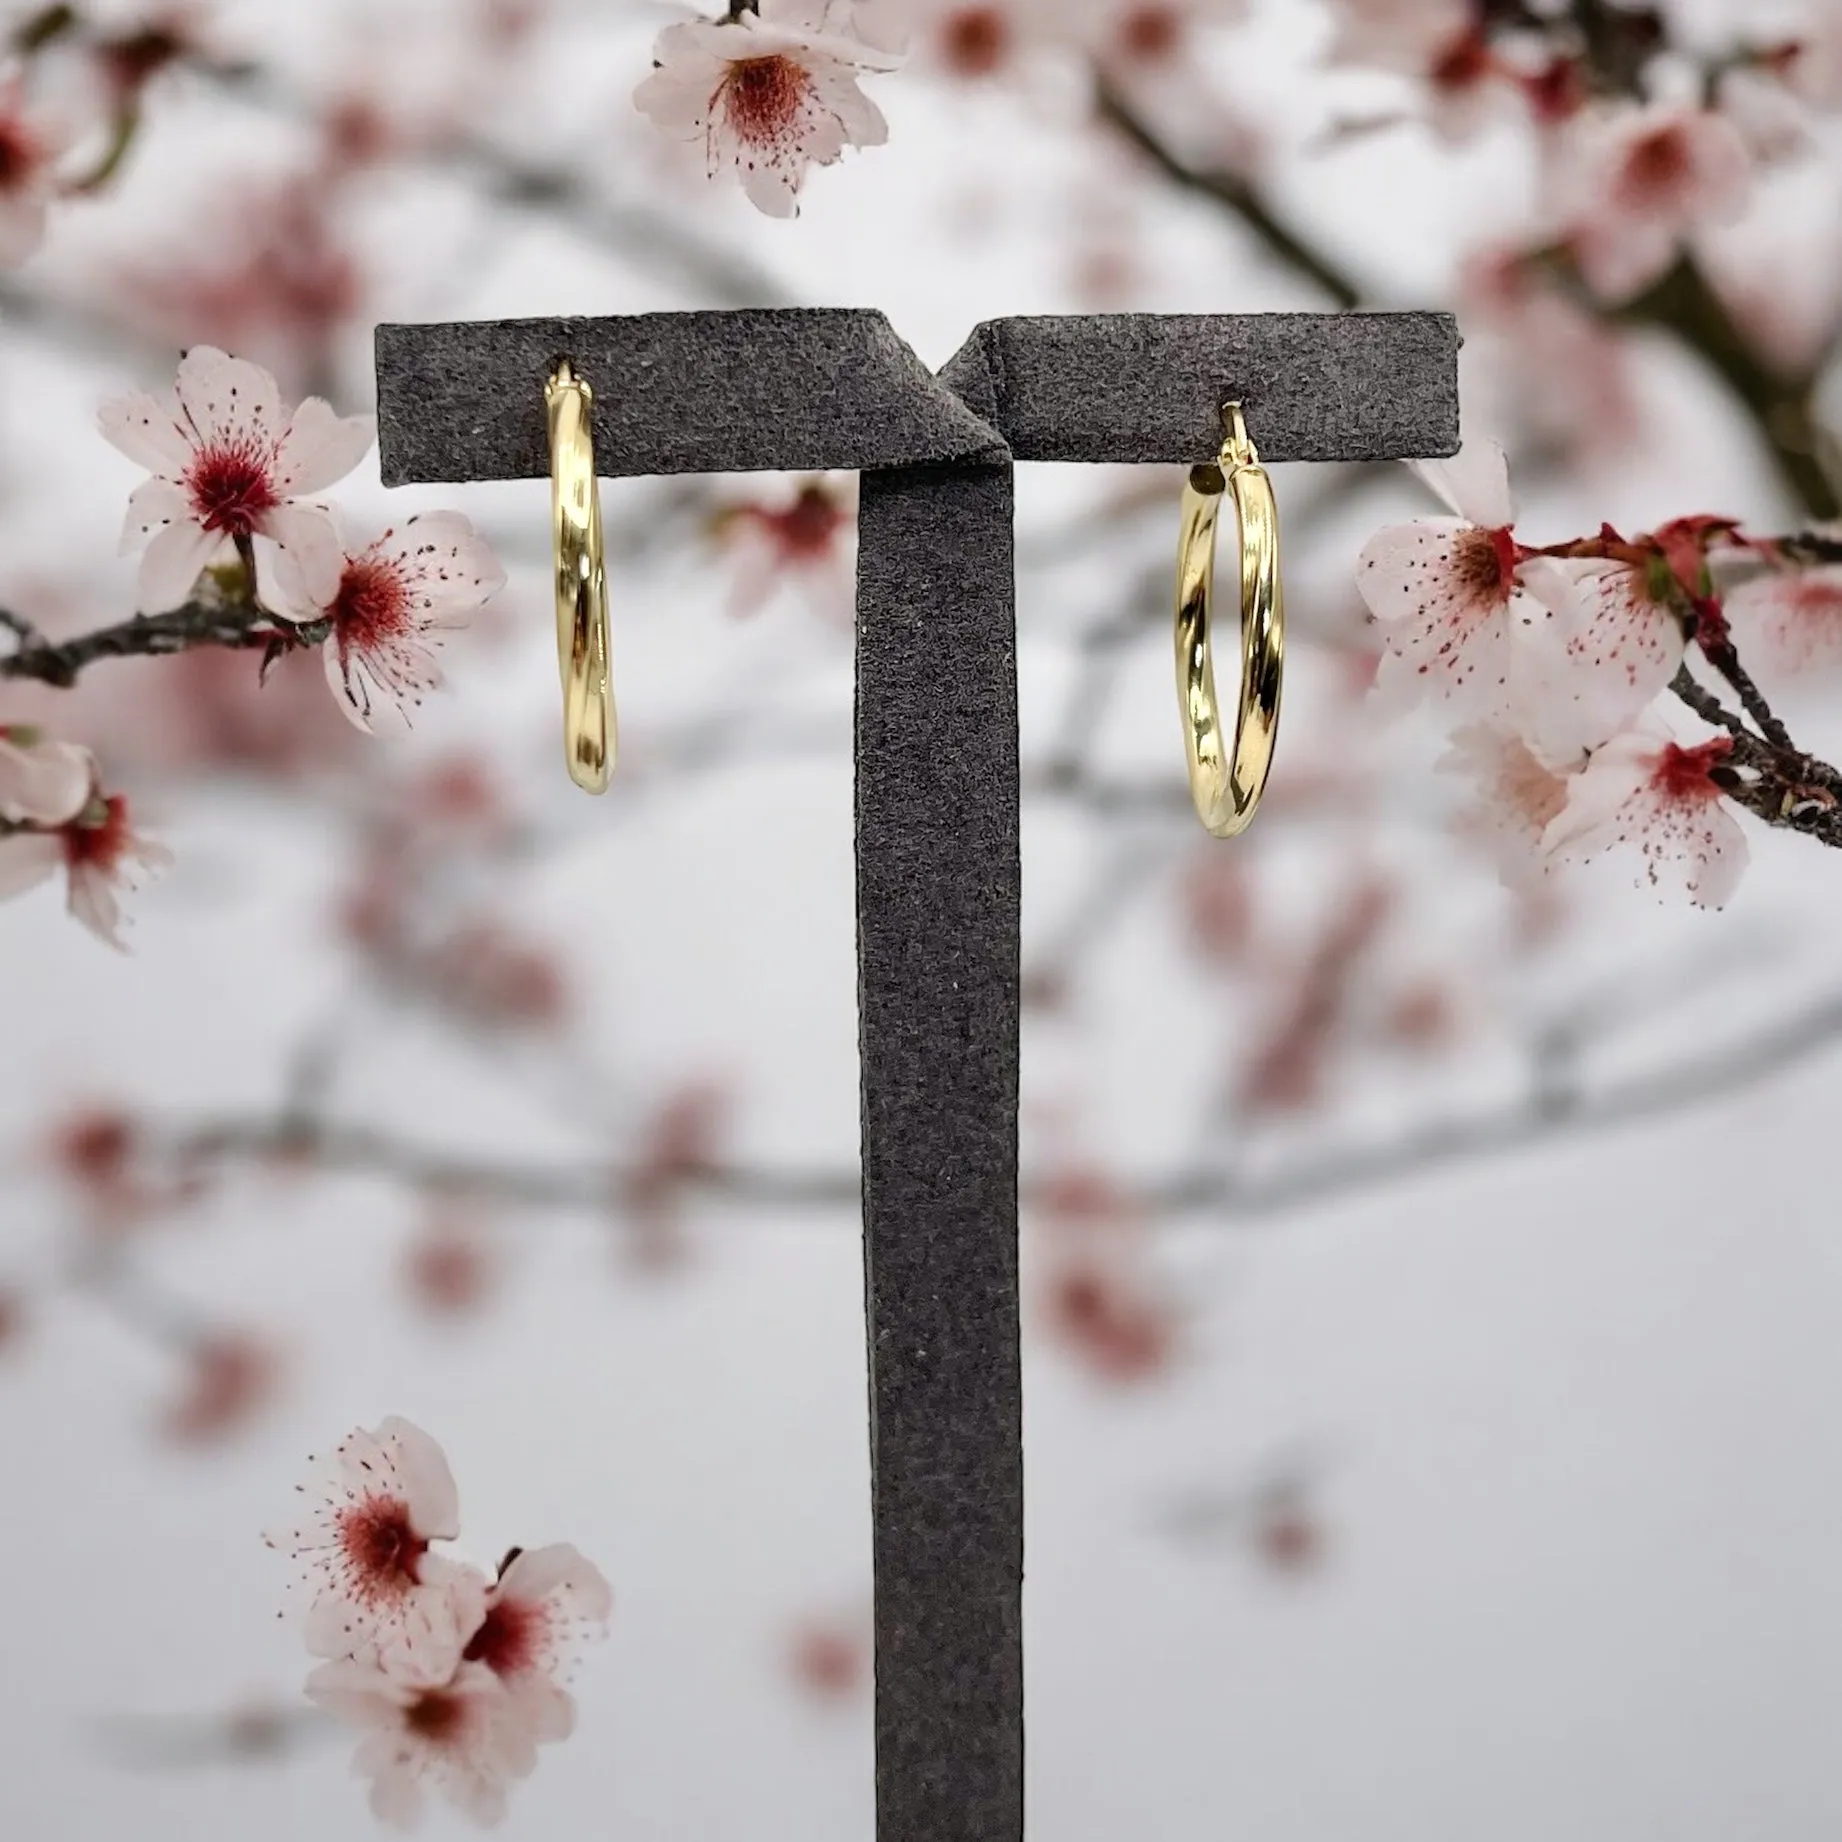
<box><xmin>1174</xmin><ymin>401</ymin><xmax>1284</xmax><ymax>838</ymax></box>
<box><xmin>546</xmin><ymin>360</ymin><xmax>615</xmax><ymax>794</ymax></box>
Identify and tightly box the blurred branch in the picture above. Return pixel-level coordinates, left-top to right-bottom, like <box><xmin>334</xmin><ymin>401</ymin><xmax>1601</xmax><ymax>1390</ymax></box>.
<box><xmin>1094</xmin><ymin>80</ymin><xmax>1363</xmax><ymax>311</ymax></box>
<box><xmin>1617</xmin><ymin>257</ymin><xmax>1839</xmax><ymax>520</ymax></box>
<box><xmin>145</xmin><ymin>982</ymin><xmax>1842</xmax><ymax>1226</ymax></box>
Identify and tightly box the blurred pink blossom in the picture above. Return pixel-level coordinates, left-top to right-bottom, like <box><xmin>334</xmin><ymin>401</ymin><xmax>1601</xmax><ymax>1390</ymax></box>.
<box><xmin>635</xmin><ymin>0</ymin><xmax>900</xmax><ymax>216</ymax></box>
<box><xmin>0</xmin><ymin>725</ymin><xmax>92</xmax><ymax>825</ymax></box>
<box><xmin>0</xmin><ymin>59</ymin><xmax>86</xmax><ymax>266</ymax></box>
<box><xmin>305</xmin><ymin>1655</ymin><xmax>538</xmax><ymax>1830</ymax></box>
<box><xmin>0</xmin><ymin>787</ymin><xmax>170</xmax><ymax>949</ymax></box>
<box><xmin>1553</xmin><ymin>103</ymin><xmax>1751</xmax><ymax>303</ymax></box>
<box><xmin>1438</xmin><ymin>723</ymin><xmax>1571</xmax><ymax>887</ymax></box>
<box><xmin>715</xmin><ymin>475</ymin><xmax>855</xmax><ymax>621</ymax></box>
<box><xmin>787</xmin><ymin>1614</ymin><xmax>869</xmax><ymax>1699</ymax></box>
<box><xmin>99</xmin><ymin>346</ymin><xmax>374</xmax><ymax>612</ymax></box>
<box><xmin>1726</xmin><ymin>562</ymin><xmax>1842</xmax><ymax>675</ymax></box>
<box><xmin>162</xmin><ymin>1331</ymin><xmax>283</xmax><ymax>1444</ymax></box>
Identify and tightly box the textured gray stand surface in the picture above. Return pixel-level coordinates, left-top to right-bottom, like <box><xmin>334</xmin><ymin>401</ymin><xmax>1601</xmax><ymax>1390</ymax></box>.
<box><xmin>374</xmin><ymin>308</ymin><xmax>1459</xmax><ymax>1842</ymax></box>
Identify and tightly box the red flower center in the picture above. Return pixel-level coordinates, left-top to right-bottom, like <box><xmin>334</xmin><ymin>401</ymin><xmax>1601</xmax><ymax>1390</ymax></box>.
<box><xmin>403</xmin><ymin>1689</ymin><xmax>465</xmax><ymax>1743</ymax></box>
<box><xmin>0</xmin><ymin>115</ymin><xmax>39</xmax><ymax>191</ymax></box>
<box><xmin>718</xmin><ymin>55</ymin><xmax>812</xmax><ymax>145</ymax></box>
<box><xmin>337</xmin><ymin>1495</ymin><xmax>427</xmax><ymax>1600</ymax></box>
<box><xmin>1454</xmin><ymin>525</ymin><xmax>1516</xmax><ymax>604</ymax></box>
<box><xmin>185</xmin><ymin>441</ymin><xmax>279</xmax><ymax>536</ymax></box>
<box><xmin>942</xmin><ymin>7</ymin><xmax>1008</xmax><ymax>77</ymax></box>
<box><xmin>331</xmin><ymin>558</ymin><xmax>411</xmax><ymax>647</ymax></box>
<box><xmin>1655</xmin><ymin>738</ymin><xmax>1731</xmax><ymax>802</ymax></box>
<box><xmin>1622</xmin><ymin>127</ymin><xmax>1690</xmax><ymax>206</ymax></box>
<box><xmin>464</xmin><ymin>1598</ymin><xmax>539</xmax><ymax>1677</ymax></box>
<box><xmin>63</xmin><ymin>795</ymin><xmax>134</xmax><ymax>873</ymax></box>
<box><xmin>1117</xmin><ymin>7</ymin><xmax>1181</xmax><ymax>62</ymax></box>
<box><xmin>1430</xmin><ymin>28</ymin><xmax>1492</xmax><ymax>91</ymax></box>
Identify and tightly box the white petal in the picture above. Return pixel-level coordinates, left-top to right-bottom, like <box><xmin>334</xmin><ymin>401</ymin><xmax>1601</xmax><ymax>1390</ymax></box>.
<box><xmin>278</xmin><ymin>398</ymin><xmax>375</xmax><ymax>495</ymax></box>
<box><xmin>0</xmin><ymin>195</ymin><xmax>48</xmax><ymax>267</ymax></box>
<box><xmin>119</xmin><ymin>477</ymin><xmax>189</xmax><ymax>557</ymax></box>
<box><xmin>0</xmin><ymin>737</ymin><xmax>92</xmax><ymax>826</ymax></box>
<box><xmin>379</xmin><ymin>1416</ymin><xmax>461</xmax><ymax>1538</ymax></box>
<box><xmin>66</xmin><ymin>862</ymin><xmax>125</xmax><ymax>949</ymax></box>
<box><xmin>0</xmin><ymin>832</ymin><xmax>62</xmax><ymax>900</ymax></box>
<box><xmin>258</xmin><ymin>502</ymin><xmax>345</xmax><ymax>607</ymax></box>
<box><xmin>98</xmin><ymin>389</ymin><xmax>196</xmax><ymax>478</ymax></box>
<box><xmin>377</xmin><ymin>513</ymin><xmax>506</xmax><ymax>617</ymax></box>
<box><xmin>1409</xmin><ymin>439</ymin><xmax>1514</xmax><ymax>529</ymax></box>
<box><xmin>1517</xmin><ymin>556</ymin><xmax>1685</xmax><ymax>757</ymax></box>
<box><xmin>174</xmin><ymin>346</ymin><xmax>285</xmax><ymax>448</ymax></box>
<box><xmin>136</xmin><ymin>520</ymin><xmax>226</xmax><ymax>613</ymax></box>
<box><xmin>1356</xmin><ymin>517</ymin><xmax>1517</xmax><ymax>716</ymax></box>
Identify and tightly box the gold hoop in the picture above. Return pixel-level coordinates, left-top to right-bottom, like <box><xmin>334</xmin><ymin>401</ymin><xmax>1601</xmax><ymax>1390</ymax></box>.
<box><xmin>546</xmin><ymin>360</ymin><xmax>615</xmax><ymax>794</ymax></box>
<box><xmin>1174</xmin><ymin>401</ymin><xmax>1284</xmax><ymax>838</ymax></box>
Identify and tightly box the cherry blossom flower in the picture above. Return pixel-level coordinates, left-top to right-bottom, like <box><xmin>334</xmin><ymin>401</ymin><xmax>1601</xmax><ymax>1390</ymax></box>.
<box><xmin>1355</xmin><ymin>441</ymin><xmax>1557</xmax><ymax>732</ymax></box>
<box><xmin>715</xmin><ymin>475</ymin><xmax>855</xmax><ymax>621</ymax></box>
<box><xmin>268</xmin><ymin>513</ymin><xmax>505</xmax><ymax>734</ymax></box>
<box><xmin>1039</xmin><ymin>1251</ymin><xmax>1178</xmax><ymax>1384</ymax></box>
<box><xmin>1552</xmin><ymin>103</ymin><xmax>1751</xmax><ymax>302</ymax></box>
<box><xmin>1323</xmin><ymin>0</ymin><xmax>1470</xmax><ymax>79</ymax></box>
<box><xmin>99</xmin><ymin>346</ymin><xmax>374</xmax><ymax>614</ymax></box>
<box><xmin>633</xmin><ymin>0</ymin><xmax>901</xmax><ymax>217</ymax></box>
<box><xmin>787</xmin><ymin>1615</ymin><xmax>869</xmax><ymax>1699</ymax></box>
<box><xmin>1516</xmin><ymin>549</ymin><xmax>1687</xmax><ymax>757</ymax></box>
<box><xmin>0</xmin><ymin>61</ymin><xmax>82</xmax><ymax>266</ymax></box>
<box><xmin>1725</xmin><ymin>563</ymin><xmax>1842</xmax><ymax>676</ymax></box>
<box><xmin>0</xmin><ymin>725</ymin><xmax>91</xmax><ymax>826</ymax></box>
<box><xmin>462</xmin><ymin>1544</ymin><xmax>613</xmax><ymax>1740</ymax></box>
<box><xmin>404</xmin><ymin>1200</ymin><xmax>501</xmax><ymax>1317</ymax></box>
<box><xmin>0</xmin><ymin>788</ymin><xmax>170</xmax><ymax>949</ymax></box>
<box><xmin>306</xmin><ymin>1656</ymin><xmax>539</xmax><ymax>1830</ymax></box>
<box><xmin>1541</xmin><ymin>723</ymin><xmax>1747</xmax><ymax>907</ymax></box>
<box><xmin>265</xmin><ymin>1417</ymin><xmax>486</xmax><ymax>1677</ymax></box>
<box><xmin>1438</xmin><ymin>723</ymin><xmax>1571</xmax><ymax>887</ymax></box>
<box><xmin>162</xmin><ymin>1331</ymin><xmax>283</xmax><ymax>1444</ymax></box>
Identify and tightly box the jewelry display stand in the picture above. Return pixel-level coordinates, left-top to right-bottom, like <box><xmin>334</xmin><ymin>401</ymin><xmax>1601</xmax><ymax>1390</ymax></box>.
<box><xmin>374</xmin><ymin>307</ymin><xmax>1459</xmax><ymax>1842</ymax></box>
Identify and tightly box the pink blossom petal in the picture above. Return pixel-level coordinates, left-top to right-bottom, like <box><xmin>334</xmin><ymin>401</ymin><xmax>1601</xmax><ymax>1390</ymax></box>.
<box><xmin>1542</xmin><ymin>725</ymin><xmax>1748</xmax><ymax>908</ymax></box>
<box><xmin>1356</xmin><ymin>517</ymin><xmax>1519</xmax><ymax>714</ymax></box>
<box><xmin>0</xmin><ymin>832</ymin><xmax>62</xmax><ymax>900</ymax></box>
<box><xmin>324</xmin><ymin>627</ymin><xmax>443</xmax><ymax>736</ymax></box>
<box><xmin>136</xmin><ymin>519</ymin><xmax>227</xmax><ymax>613</ymax></box>
<box><xmin>258</xmin><ymin>501</ymin><xmax>345</xmax><ymax>607</ymax></box>
<box><xmin>377</xmin><ymin>1414</ymin><xmax>460</xmax><ymax>1540</ymax></box>
<box><xmin>0</xmin><ymin>194</ymin><xmax>47</xmax><ymax>267</ymax></box>
<box><xmin>98</xmin><ymin>391</ymin><xmax>196</xmax><ymax>478</ymax></box>
<box><xmin>173</xmin><ymin>345</ymin><xmax>285</xmax><ymax>448</ymax></box>
<box><xmin>1409</xmin><ymin>440</ymin><xmax>1514</xmax><ymax>529</ymax></box>
<box><xmin>278</xmin><ymin>397</ymin><xmax>376</xmax><ymax>496</ymax></box>
<box><xmin>0</xmin><ymin>735</ymin><xmax>92</xmax><ymax>827</ymax></box>
<box><xmin>119</xmin><ymin>477</ymin><xmax>189</xmax><ymax>557</ymax></box>
<box><xmin>376</xmin><ymin>512</ymin><xmax>507</xmax><ymax>621</ymax></box>
<box><xmin>1518</xmin><ymin>555</ymin><xmax>1685</xmax><ymax>756</ymax></box>
<box><xmin>66</xmin><ymin>861</ymin><xmax>126</xmax><ymax>949</ymax></box>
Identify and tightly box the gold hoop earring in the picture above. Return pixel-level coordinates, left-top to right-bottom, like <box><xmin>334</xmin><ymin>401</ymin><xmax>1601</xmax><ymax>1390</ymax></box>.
<box><xmin>546</xmin><ymin>360</ymin><xmax>615</xmax><ymax>794</ymax></box>
<box><xmin>1174</xmin><ymin>401</ymin><xmax>1284</xmax><ymax>838</ymax></box>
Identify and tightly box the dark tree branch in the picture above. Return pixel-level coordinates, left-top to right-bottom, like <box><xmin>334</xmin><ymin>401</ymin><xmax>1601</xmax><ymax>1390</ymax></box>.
<box><xmin>0</xmin><ymin>599</ymin><xmax>323</xmax><ymax>687</ymax></box>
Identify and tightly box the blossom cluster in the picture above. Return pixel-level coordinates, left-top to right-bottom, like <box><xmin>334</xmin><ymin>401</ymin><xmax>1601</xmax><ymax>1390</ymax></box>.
<box><xmin>266</xmin><ymin>1417</ymin><xmax>611</xmax><ymax>1829</ymax></box>
<box><xmin>1356</xmin><ymin>442</ymin><xmax>1835</xmax><ymax>909</ymax></box>
<box><xmin>0</xmin><ymin>725</ymin><xmax>166</xmax><ymax>947</ymax></box>
<box><xmin>0</xmin><ymin>348</ymin><xmax>505</xmax><ymax>946</ymax></box>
